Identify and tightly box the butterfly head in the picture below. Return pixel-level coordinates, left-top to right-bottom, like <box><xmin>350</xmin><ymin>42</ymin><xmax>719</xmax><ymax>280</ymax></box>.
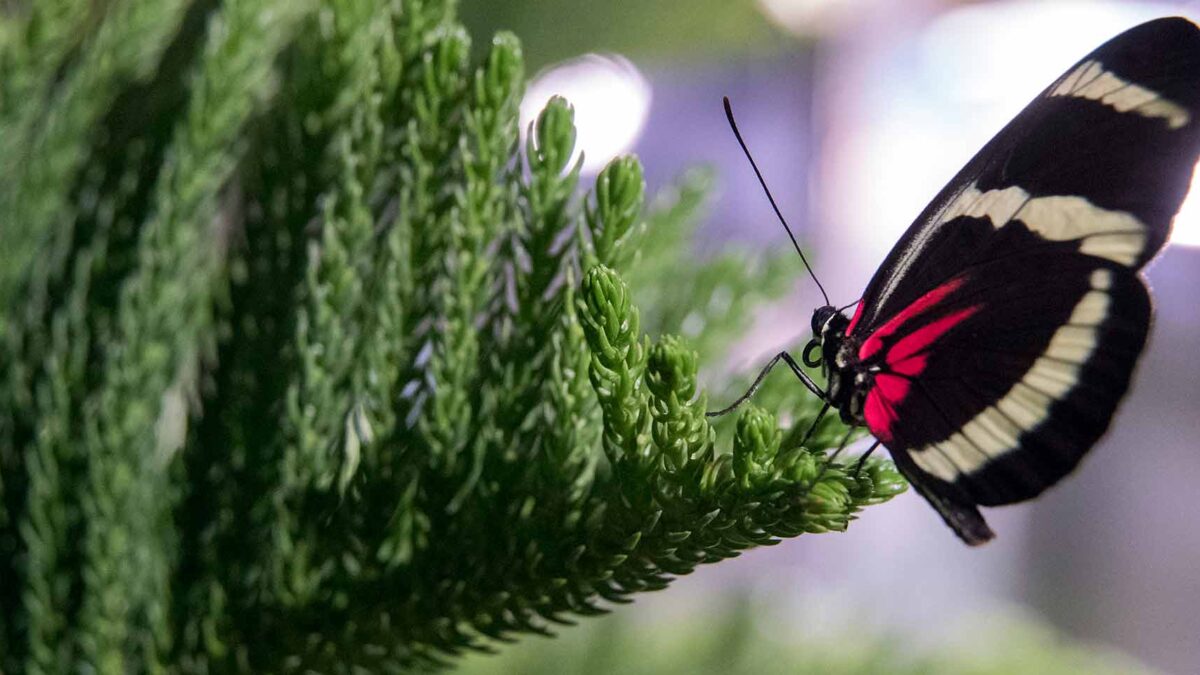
<box><xmin>804</xmin><ymin>305</ymin><xmax>850</xmax><ymax>368</ymax></box>
<box><xmin>810</xmin><ymin>305</ymin><xmax>840</xmax><ymax>336</ymax></box>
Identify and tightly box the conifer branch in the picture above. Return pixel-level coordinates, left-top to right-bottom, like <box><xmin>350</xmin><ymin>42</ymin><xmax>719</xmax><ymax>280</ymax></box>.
<box><xmin>76</xmin><ymin>0</ymin><xmax>311</xmax><ymax>670</ymax></box>
<box><xmin>0</xmin><ymin>0</ymin><xmax>193</xmax><ymax>332</ymax></box>
<box><xmin>0</xmin><ymin>1</ymin><xmax>907</xmax><ymax>671</ymax></box>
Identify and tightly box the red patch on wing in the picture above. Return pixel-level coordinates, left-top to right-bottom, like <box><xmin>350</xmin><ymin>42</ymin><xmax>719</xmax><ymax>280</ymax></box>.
<box><xmin>859</xmin><ymin>277</ymin><xmax>966</xmax><ymax>361</ymax></box>
<box><xmin>865</xmin><ymin>385</ymin><xmax>902</xmax><ymax>443</ymax></box>
<box><xmin>845</xmin><ymin>301</ymin><xmax>865</xmax><ymax>336</ymax></box>
<box><xmin>860</xmin><ymin>283</ymin><xmax>980</xmax><ymax>445</ymax></box>
<box><xmin>887</xmin><ymin>306</ymin><xmax>980</xmax><ymax>369</ymax></box>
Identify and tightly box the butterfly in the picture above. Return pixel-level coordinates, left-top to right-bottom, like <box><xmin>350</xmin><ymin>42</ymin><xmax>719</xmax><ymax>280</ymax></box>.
<box><xmin>717</xmin><ymin>17</ymin><xmax>1200</xmax><ymax>545</ymax></box>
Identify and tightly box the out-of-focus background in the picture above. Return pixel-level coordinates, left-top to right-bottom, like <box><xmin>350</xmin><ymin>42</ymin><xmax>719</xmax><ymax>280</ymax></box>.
<box><xmin>459</xmin><ymin>1</ymin><xmax>1200</xmax><ymax>673</ymax></box>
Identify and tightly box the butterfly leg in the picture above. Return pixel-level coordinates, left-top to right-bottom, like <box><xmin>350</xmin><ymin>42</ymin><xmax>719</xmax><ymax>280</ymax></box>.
<box><xmin>852</xmin><ymin>440</ymin><xmax>882</xmax><ymax>479</ymax></box>
<box><xmin>824</xmin><ymin>427</ymin><xmax>857</xmax><ymax>464</ymax></box>
<box><xmin>794</xmin><ymin>400</ymin><xmax>832</xmax><ymax>450</ymax></box>
<box><xmin>804</xmin><ymin>426</ymin><xmax>857</xmax><ymax>493</ymax></box>
<box><xmin>706</xmin><ymin>351</ymin><xmax>825</xmax><ymax>418</ymax></box>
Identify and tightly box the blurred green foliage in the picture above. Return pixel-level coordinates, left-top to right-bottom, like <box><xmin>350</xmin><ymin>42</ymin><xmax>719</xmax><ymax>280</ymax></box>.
<box><xmin>629</xmin><ymin>168</ymin><xmax>799</xmax><ymax>369</ymax></box>
<box><xmin>0</xmin><ymin>0</ymin><xmax>902</xmax><ymax>671</ymax></box>
<box><xmin>457</xmin><ymin>593</ymin><xmax>1154</xmax><ymax>675</ymax></box>
<box><xmin>459</xmin><ymin>0</ymin><xmax>792</xmax><ymax>69</ymax></box>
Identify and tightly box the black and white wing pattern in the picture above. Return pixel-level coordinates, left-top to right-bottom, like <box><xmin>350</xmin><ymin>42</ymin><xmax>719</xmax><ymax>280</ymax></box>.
<box><xmin>847</xmin><ymin>17</ymin><xmax>1200</xmax><ymax>544</ymax></box>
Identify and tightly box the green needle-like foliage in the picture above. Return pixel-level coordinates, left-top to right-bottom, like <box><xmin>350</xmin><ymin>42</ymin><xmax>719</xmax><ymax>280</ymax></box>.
<box><xmin>0</xmin><ymin>1</ymin><xmax>906</xmax><ymax>671</ymax></box>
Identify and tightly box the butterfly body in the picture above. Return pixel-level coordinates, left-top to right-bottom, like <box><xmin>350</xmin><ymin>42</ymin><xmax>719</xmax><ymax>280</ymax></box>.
<box><xmin>809</xmin><ymin>306</ymin><xmax>866</xmax><ymax>425</ymax></box>
<box><xmin>801</xmin><ymin>17</ymin><xmax>1200</xmax><ymax>545</ymax></box>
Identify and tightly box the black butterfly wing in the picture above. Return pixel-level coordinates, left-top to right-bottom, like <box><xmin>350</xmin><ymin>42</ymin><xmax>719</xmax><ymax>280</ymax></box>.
<box><xmin>861</xmin><ymin>252</ymin><xmax>1149</xmax><ymax>544</ymax></box>
<box><xmin>849</xmin><ymin>17</ymin><xmax>1200</xmax><ymax>544</ymax></box>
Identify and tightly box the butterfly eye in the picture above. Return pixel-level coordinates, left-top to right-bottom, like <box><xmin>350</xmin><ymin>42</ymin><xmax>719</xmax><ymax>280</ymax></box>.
<box><xmin>811</xmin><ymin>306</ymin><xmax>835</xmax><ymax>334</ymax></box>
<box><xmin>802</xmin><ymin>339</ymin><xmax>823</xmax><ymax>368</ymax></box>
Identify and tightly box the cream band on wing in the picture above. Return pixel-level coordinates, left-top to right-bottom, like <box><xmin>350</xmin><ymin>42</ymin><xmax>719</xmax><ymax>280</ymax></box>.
<box><xmin>937</xmin><ymin>184</ymin><xmax>1147</xmax><ymax>266</ymax></box>
<box><xmin>907</xmin><ymin>269</ymin><xmax>1114</xmax><ymax>482</ymax></box>
<box><xmin>1051</xmin><ymin>59</ymin><xmax>1191</xmax><ymax>129</ymax></box>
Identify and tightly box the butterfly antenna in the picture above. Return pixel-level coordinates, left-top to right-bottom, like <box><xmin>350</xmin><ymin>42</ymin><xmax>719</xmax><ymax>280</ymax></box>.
<box><xmin>723</xmin><ymin>96</ymin><xmax>830</xmax><ymax>307</ymax></box>
<box><xmin>837</xmin><ymin>298</ymin><xmax>862</xmax><ymax>314</ymax></box>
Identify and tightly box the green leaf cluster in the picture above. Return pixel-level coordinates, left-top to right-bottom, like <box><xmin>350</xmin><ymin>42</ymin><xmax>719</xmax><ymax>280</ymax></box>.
<box><xmin>0</xmin><ymin>0</ymin><xmax>904</xmax><ymax>671</ymax></box>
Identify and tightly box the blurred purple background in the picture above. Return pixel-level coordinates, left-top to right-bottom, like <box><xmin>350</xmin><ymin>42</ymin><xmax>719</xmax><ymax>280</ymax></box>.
<box><xmin>494</xmin><ymin>1</ymin><xmax>1200</xmax><ymax>672</ymax></box>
